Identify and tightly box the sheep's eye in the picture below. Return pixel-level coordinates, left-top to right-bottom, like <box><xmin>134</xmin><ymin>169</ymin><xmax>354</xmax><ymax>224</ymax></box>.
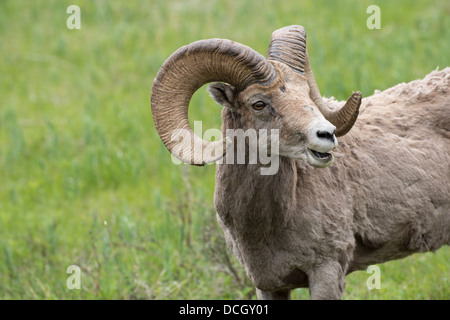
<box><xmin>252</xmin><ymin>101</ymin><xmax>266</xmax><ymax>111</ymax></box>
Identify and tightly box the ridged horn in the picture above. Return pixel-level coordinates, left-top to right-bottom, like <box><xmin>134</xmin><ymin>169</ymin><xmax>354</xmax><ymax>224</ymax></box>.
<box><xmin>267</xmin><ymin>25</ymin><xmax>362</xmax><ymax>136</ymax></box>
<box><xmin>305</xmin><ymin>51</ymin><xmax>362</xmax><ymax>136</ymax></box>
<box><xmin>267</xmin><ymin>25</ymin><xmax>307</xmax><ymax>74</ymax></box>
<box><xmin>151</xmin><ymin>39</ymin><xmax>276</xmax><ymax>165</ymax></box>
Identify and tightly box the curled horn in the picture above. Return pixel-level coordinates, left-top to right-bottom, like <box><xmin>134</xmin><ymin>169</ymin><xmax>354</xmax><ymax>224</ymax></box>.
<box><xmin>267</xmin><ymin>25</ymin><xmax>362</xmax><ymax>136</ymax></box>
<box><xmin>151</xmin><ymin>39</ymin><xmax>277</xmax><ymax>165</ymax></box>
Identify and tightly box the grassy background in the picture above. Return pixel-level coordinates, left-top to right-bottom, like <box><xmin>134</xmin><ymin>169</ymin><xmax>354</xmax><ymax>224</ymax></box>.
<box><xmin>0</xmin><ymin>0</ymin><xmax>449</xmax><ymax>299</ymax></box>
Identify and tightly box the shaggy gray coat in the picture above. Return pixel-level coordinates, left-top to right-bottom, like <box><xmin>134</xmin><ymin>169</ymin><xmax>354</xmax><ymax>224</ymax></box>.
<box><xmin>214</xmin><ymin>68</ymin><xmax>450</xmax><ymax>299</ymax></box>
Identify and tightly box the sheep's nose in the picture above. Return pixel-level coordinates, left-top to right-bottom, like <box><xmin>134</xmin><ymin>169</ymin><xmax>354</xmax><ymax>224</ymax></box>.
<box><xmin>316</xmin><ymin>130</ymin><xmax>335</xmax><ymax>142</ymax></box>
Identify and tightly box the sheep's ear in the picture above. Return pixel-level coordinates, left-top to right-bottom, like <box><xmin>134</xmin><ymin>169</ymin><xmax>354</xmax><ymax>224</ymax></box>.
<box><xmin>207</xmin><ymin>82</ymin><xmax>237</xmax><ymax>109</ymax></box>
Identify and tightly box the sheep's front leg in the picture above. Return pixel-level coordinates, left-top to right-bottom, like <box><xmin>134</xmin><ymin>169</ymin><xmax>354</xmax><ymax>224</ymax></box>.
<box><xmin>256</xmin><ymin>288</ymin><xmax>291</xmax><ymax>300</ymax></box>
<box><xmin>308</xmin><ymin>262</ymin><xmax>346</xmax><ymax>300</ymax></box>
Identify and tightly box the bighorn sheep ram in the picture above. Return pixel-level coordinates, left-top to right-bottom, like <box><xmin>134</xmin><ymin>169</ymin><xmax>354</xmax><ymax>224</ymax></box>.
<box><xmin>151</xmin><ymin>25</ymin><xmax>450</xmax><ymax>299</ymax></box>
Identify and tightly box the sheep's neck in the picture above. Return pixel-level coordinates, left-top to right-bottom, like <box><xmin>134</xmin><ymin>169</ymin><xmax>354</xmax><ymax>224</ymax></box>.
<box><xmin>215</xmin><ymin>157</ymin><xmax>297</xmax><ymax>240</ymax></box>
<box><xmin>214</xmin><ymin>109</ymin><xmax>298</xmax><ymax>239</ymax></box>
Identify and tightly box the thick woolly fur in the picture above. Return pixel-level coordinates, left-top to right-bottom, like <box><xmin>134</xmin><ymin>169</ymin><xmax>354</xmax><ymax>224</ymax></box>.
<box><xmin>213</xmin><ymin>68</ymin><xmax>450</xmax><ymax>299</ymax></box>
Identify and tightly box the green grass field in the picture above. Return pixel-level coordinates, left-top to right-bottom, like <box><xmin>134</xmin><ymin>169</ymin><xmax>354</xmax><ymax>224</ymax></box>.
<box><xmin>0</xmin><ymin>0</ymin><xmax>449</xmax><ymax>299</ymax></box>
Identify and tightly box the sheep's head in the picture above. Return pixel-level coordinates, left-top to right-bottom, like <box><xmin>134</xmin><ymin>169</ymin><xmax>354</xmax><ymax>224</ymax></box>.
<box><xmin>151</xmin><ymin>25</ymin><xmax>361</xmax><ymax>168</ymax></box>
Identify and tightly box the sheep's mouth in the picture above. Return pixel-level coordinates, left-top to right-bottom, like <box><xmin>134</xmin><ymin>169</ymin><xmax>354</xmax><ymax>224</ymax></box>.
<box><xmin>307</xmin><ymin>148</ymin><xmax>334</xmax><ymax>167</ymax></box>
<box><xmin>308</xmin><ymin>149</ymin><xmax>331</xmax><ymax>160</ymax></box>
